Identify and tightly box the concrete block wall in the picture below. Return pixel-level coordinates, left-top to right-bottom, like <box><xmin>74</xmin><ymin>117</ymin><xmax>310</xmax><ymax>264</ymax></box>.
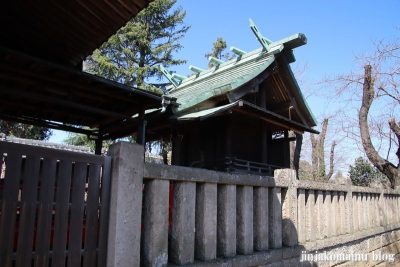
<box><xmin>106</xmin><ymin>143</ymin><xmax>400</xmax><ymax>267</ymax></box>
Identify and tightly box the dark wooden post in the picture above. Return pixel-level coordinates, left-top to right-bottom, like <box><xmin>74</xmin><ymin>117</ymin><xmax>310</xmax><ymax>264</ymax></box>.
<box><xmin>283</xmin><ymin>130</ymin><xmax>290</xmax><ymax>168</ymax></box>
<box><xmin>136</xmin><ymin>108</ymin><xmax>147</xmax><ymax>146</ymax></box>
<box><xmin>171</xmin><ymin>127</ymin><xmax>181</xmax><ymax>165</ymax></box>
<box><xmin>95</xmin><ymin>128</ymin><xmax>103</xmax><ymax>155</ymax></box>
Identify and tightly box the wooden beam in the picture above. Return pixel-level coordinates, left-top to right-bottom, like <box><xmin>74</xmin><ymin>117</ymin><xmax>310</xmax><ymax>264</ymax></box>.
<box><xmin>0</xmin><ymin>86</ymin><xmax>140</xmax><ymax>123</ymax></box>
<box><xmin>0</xmin><ymin>114</ymin><xmax>98</xmax><ymax>136</ymax></box>
<box><xmin>232</xmin><ymin>107</ymin><xmax>304</xmax><ymax>134</ymax></box>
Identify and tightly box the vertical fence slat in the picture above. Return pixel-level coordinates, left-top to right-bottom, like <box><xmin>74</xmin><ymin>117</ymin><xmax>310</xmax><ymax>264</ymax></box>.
<box><xmin>68</xmin><ymin>162</ymin><xmax>87</xmax><ymax>267</ymax></box>
<box><xmin>332</xmin><ymin>191</ymin><xmax>338</xmax><ymax>236</ymax></box>
<box><xmin>282</xmin><ymin>182</ymin><xmax>298</xmax><ymax>246</ymax></box>
<box><xmin>346</xmin><ymin>190</ymin><xmax>354</xmax><ymax>234</ymax></box>
<box><xmin>98</xmin><ymin>156</ymin><xmax>111</xmax><ymax>267</ymax></box>
<box><xmin>237</xmin><ymin>185</ymin><xmax>253</xmax><ymax>255</ymax></box>
<box><xmin>357</xmin><ymin>192</ymin><xmax>363</xmax><ymax>229</ymax></box>
<box><xmin>306</xmin><ymin>190</ymin><xmax>315</xmax><ymax>242</ymax></box>
<box><xmin>83</xmin><ymin>164</ymin><xmax>101</xmax><ymax>267</ymax></box>
<box><xmin>339</xmin><ymin>192</ymin><xmax>346</xmax><ymax>235</ymax></box>
<box><xmin>142</xmin><ymin>179</ymin><xmax>170</xmax><ymax>267</ymax></box>
<box><xmin>52</xmin><ymin>160</ymin><xmax>73</xmax><ymax>267</ymax></box>
<box><xmin>35</xmin><ymin>158</ymin><xmax>57</xmax><ymax>267</ymax></box>
<box><xmin>217</xmin><ymin>184</ymin><xmax>236</xmax><ymax>257</ymax></box>
<box><xmin>254</xmin><ymin>187</ymin><xmax>269</xmax><ymax>250</ymax></box>
<box><xmin>195</xmin><ymin>183</ymin><xmax>217</xmax><ymax>261</ymax></box>
<box><xmin>16</xmin><ymin>155</ymin><xmax>40</xmax><ymax>267</ymax></box>
<box><xmin>316</xmin><ymin>190</ymin><xmax>323</xmax><ymax>239</ymax></box>
<box><xmin>0</xmin><ymin>153</ymin><xmax>22</xmax><ymax>267</ymax></box>
<box><xmin>352</xmin><ymin>192</ymin><xmax>358</xmax><ymax>232</ymax></box>
<box><xmin>323</xmin><ymin>191</ymin><xmax>331</xmax><ymax>238</ymax></box>
<box><xmin>269</xmin><ymin>187</ymin><xmax>282</xmax><ymax>248</ymax></box>
<box><xmin>170</xmin><ymin>181</ymin><xmax>196</xmax><ymax>265</ymax></box>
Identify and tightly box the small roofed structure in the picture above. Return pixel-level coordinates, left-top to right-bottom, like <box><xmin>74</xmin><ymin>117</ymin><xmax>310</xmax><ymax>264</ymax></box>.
<box><xmin>154</xmin><ymin>19</ymin><xmax>318</xmax><ymax>175</ymax></box>
<box><xmin>0</xmin><ymin>0</ymin><xmax>180</xmax><ymax>154</ymax></box>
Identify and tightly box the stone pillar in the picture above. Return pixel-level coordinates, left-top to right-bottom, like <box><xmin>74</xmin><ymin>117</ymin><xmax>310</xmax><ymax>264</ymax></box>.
<box><xmin>269</xmin><ymin>187</ymin><xmax>282</xmax><ymax>248</ymax></box>
<box><xmin>366</xmin><ymin>193</ymin><xmax>371</xmax><ymax>228</ymax></box>
<box><xmin>254</xmin><ymin>187</ymin><xmax>269</xmax><ymax>251</ymax></box>
<box><xmin>195</xmin><ymin>183</ymin><xmax>217</xmax><ymax>261</ymax></box>
<box><xmin>306</xmin><ymin>190</ymin><xmax>316</xmax><ymax>242</ymax></box>
<box><xmin>107</xmin><ymin>142</ymin><xmax>144</xmax><ymax>267</ymax></box>
<box><xmin>297</xmin><ymin>189</ymin><xmax>306</xmax><ymax>244</ymax></box>
<box><xmin>323</xmin><ymin>191</ymin><xmax>332</xmax><ymax>238</ymax></box>
<box><xmin>346</xmin><ymin>190</ymin><xmax>354</xmax><ymax>234</ymax></box>
<box><xmin>374</xmin><ymin>194</ymin><xmax>380</xmax><ymax>227</ymax></box>
<box><xmin>332</xmin><ymin>191</ymin><xmax>338</xmax><ymax>236</ymax></box>
<box><xmin>316</xmin><ymin>190</ymin><xmax>324</xmax><ymax>239</ymax></box>
<box><xmin>142</xmin><ymin>179</ymin><xmax>170</xmax><ymax>267</ymax></box>
<box><xmin>237</xmin><ymin>186</ymin><xmax>253</xmax><ymax>254</ymax></box>
<box><xmin>390</xmin><ymin>195</ymin><xmax>395</xmax><ymax>224</ymax></box>
<box><xmin>170</xmin><ymin>182</ymin><xmax>196</xmax><ymax>265</ymax></box>
<box><xmin>339</xmin><ymin>191</ymin><xmax>346</xmax><ymax>235</ymax></box>
<box><xmin>217</xmin><ymin>185</ymin><xmax>236</xmax><ymax>258</ymax></box>
<box><xmin>280</xmin><ymin>169</ymin><xmax>298</xmax><ymax>247</ymax></box>
<box><xmin>397</xmin><ymin>195</ymin><xmax>400</xmax><ymax>223</ymax></box>
<box><xmin>357</xmin><ymin>192</ymin><xmax>363</xmax><ymax>229</ymax></box>
<box><xmin>352</xmin><ymin>192</ymin><xmax>358</xmax><ymax>232</ymax></box>
<box><xmin>362</xmin><ymin>193</ymin><xmax>367</xmax><ymax>230</ymax></box>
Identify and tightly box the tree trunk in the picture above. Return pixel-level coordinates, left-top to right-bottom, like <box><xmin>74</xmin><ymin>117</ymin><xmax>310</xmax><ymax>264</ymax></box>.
<box><xmin>326</xmin><ymin>141</ymin><xmax>336</xmax><ymax>180</ymax></box>
<box><xmin>359</xmin><ymin>65</ymin><xmax>400</xmax><ymax>188</ymax></box>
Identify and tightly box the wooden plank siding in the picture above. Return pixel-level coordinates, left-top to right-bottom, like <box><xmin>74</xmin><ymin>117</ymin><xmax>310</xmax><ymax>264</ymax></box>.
<box><xmin>0</xmin><ymin>141</ymin><xmax>111</xmax><ymax>267</ymax></box>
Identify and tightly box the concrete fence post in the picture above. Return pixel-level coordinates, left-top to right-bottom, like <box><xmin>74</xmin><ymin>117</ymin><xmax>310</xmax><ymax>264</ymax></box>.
<box><xmin>346</xmin><ymin>190</ymin><xmax>354</xmax><ymax>234</ymax></box>
<box><xmin>217</xmin><ymin>185</ymin><xmax>237</xmax><ymax>257</ymax></box>
<box><xmin>170</xmin><ymin>181</ymin><xmax>196</xmax><ymax>265</ymax></box>
<box><xmin>306</xmin><ymin>190</ymin><xmax>316</xmax><ymax>242</ymax></box>
<box><xmin>195</xmin><ymin>183</ymin><xmax>217</xmax><ymax>261</ymax></box>
<box><xmin>323</xmin><ymin>191</ymin><xmax>332</xmax><ymax>238</ymax></box>
<box><xmin>142</xmin><ymin>179</ymin><xmax>170</xmax><ymax>267</ymax></box>
<box><xmin>236</xmin><ymin>185</ymin><xmax>254</xmax><ymax>254</ymax></box>
<box><xmin>297</xmin><ymin>189</ymin><xmax>306</xmax><ymax>244</ymax></box>
<box><xmin>254</xmin><ymin>187</ymin><xmax>269</xmax><ymax>251</ymax></box>
<box><xmin>107</xmin><ymin>142</ymin><xmax>144</xmax><ymax>267</ymax></box>
<box><xmin>332</xmin><ymin>191</ymin><xmax>338</xmax><ymax>236</ymax></box>
<box><xmin>277</xmin><ymin>169</ymin><xmax>298</xmax><ymax>247</ymax></box>
<box><xmin>338</xmin><ymin>191</ymin><xmax>346</xmax><ymax>235</ymax></box>
<box><xmin>316</xmin><ymin>190</ymin><xmax>324</xmax><ymax>239</ymax></box>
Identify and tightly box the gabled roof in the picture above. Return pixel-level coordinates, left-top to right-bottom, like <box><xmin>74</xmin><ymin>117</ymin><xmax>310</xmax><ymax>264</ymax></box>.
<box><xmin>169</xmin><ymin>47</ymin><xmax>275</xmax><ymax>113</ymax></box>
<box><xmin>163</xmin><ymin>30</ymin><xmax>317</xmax><ymax>131</ymax></box>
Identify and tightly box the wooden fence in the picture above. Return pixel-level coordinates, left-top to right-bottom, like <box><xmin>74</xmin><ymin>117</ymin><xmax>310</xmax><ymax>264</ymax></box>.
<box><xmin>0</xmin><ymin>141</ymin><xmax>112</xmax><ymax>267</ymax></box>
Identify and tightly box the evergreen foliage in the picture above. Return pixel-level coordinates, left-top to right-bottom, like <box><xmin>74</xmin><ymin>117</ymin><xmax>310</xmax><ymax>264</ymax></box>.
<box><xmin>0</xmin><ymin>121</ymin><xmax>52</xmax><ymax>140</ymax></box>
<box><xmin>66</xmin><ymin>0</ymin><xmax>187</xmax><ymax>160</ymax></box>
<box><xmin>84</xmin><ymin>0</ymin><xmax>189</xmax><ymax>93</ymax></box>
<box><xmin>349</xmin><ymin>157</ymin><xmax>388</xmax><ymax>187</ymax></box>
<box><xmin>205</xmin><ymin>37</ymin><xmax>235</xmax><ymax>68</ymax></box>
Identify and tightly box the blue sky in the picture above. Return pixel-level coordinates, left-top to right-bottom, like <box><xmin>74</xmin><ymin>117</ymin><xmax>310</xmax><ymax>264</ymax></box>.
<box><xmin>50</xmin><ymin>0</ymin><xmax>399</xmax><ymax>158</ymax></box>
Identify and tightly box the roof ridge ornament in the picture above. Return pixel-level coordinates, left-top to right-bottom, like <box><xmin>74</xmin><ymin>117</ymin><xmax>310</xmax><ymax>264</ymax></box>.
<box><xmin>208</xmin><ymin>56</ymin><xmax>224</xmax><ymax>66</ymax></box>
<box><xmin>160</xmin><ymin>64</ymin><xmax>179</xmax><ymax>88</ymax></box>
<box><xmin>249</xmin><ymin>18</ymin><xmax>273</xmax><ymax>52</ymax></box>
<box><xmin>230</xmin><ymin>46</ymin><xmax>246</xmax><ymax>56</ymax></box>
<box><xmin>249</xmin><ymin>18</ymin><xmax>285</xmax><ymax>56</ymax></box>
<box><xmin>189</xmin><ymin>65</ymin><xmax>205</xmax><ymax>73</ymax></box>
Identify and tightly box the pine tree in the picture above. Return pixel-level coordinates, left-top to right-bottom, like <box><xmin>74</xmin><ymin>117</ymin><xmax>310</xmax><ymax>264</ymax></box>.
<box><xmin>349</xmin><ymin>157</ymin><xmax>388</xmax><ymax>187</ymax></box>
<box><xmin>85</xmin><ymin>0</ymin><xmax>189</xmax><ymax>92</ymax></box>
<box><xmin>0</xmin><ymin>121</ymin><xmax>52</xmax><ymax>140</ymax></box>
<box><xmin>205</xmin><ymin>37</ymin><xmax>234</xmax><ymax>68</ymax></box>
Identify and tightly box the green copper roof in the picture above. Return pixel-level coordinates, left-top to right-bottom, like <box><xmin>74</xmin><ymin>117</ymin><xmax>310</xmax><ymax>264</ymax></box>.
<box><xmin>168</xmin><ymin>47</ymin><xmax>275</xmax><ymax>113</ymax></box>
<box><xmin>161</xmin><ymin>19</ymin><xmax>317</xmax><ymax>130</ymax></box>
